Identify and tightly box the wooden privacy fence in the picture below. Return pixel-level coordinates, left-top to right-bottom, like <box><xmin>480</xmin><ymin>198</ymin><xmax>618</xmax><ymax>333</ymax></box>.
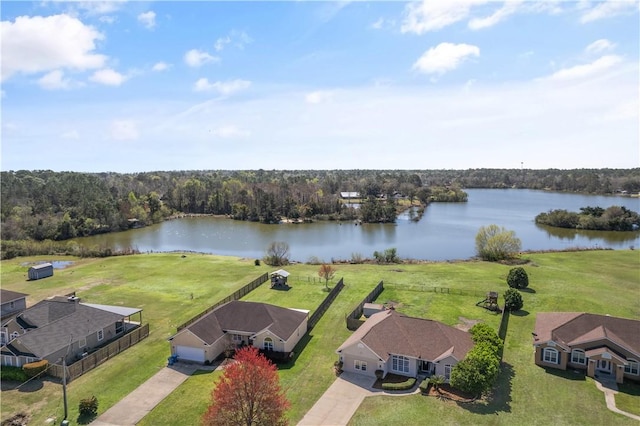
<box><xmin>345</xmin><ymin>280</ymin><xmax>384</xmax><ymax>331</ymax></box>
<box><xmin>177</xmin><ymin>273</ymin><xmax>269</xmax><ymax>331</ymax></box>
<box><xmin>49</xmin><ymin>323</ymin><xmax>149</xmax><ymax>382</ymax></box>
<box><xmin>308</xmin><ymin>278</ymin><xmax>344</xmax><ymax>330</ymax></box>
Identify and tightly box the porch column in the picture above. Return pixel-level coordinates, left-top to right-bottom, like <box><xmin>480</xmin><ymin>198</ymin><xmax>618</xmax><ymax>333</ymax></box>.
<box><xmin>587</xmin><ymin>359</ymin><xmax>596</xmax><ymax>378</ymax></box>
<box><xmin>615</xmin><ymin>364</ymin><xmax>624</xmax><ymax>384</ymax></box>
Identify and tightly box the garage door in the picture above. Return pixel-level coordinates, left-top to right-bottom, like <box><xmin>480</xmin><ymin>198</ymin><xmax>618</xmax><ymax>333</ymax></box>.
<box><xmin>175</xmin><ymin>346</ymin><xmax>205</xmax><ymax>363</ymax></box>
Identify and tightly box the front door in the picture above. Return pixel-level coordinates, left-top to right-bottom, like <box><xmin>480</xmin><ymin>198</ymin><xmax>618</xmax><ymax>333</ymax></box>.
<box><xmin>420</xmin><ymin>361</ymin><xmax>433</xmax><ymax>374</ymax></box>
<box><xmin>597</xmin><ymin>360</ymin><xmax>611</xmax><ymax>373</ymax></box>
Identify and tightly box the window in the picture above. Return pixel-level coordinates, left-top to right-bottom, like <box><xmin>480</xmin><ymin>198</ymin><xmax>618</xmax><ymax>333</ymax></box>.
<box><xmin>543</xmin><ymin>347</ymin><xmax>559</xmax><ymax>364</ymax></box>
<box><xmin>263</xmin><ymin>337</ymin><xmax>273</xmax><ymax>351</ymax></box>
<box><xmin>232</xmin><ymin>334</ymin><xmax>242</xmax><ymax>343</ymax></box>
<box><xmin>444</xmin><ymin>365</ymin><xmax>452</xmax><ymax>381</ymax></box>
<box><xmin>571</xmin><ymin>349</ymin><xmax>586</xmax><ymax>365</ymax></box>
<box><xmin>115</xmin><ymin>322</ymin><xmax>124</xmax><ymax>334</ymax></box>
<box><xmin>79</xmin><ymin>337</ymin><xmax>86</xmax><ymax>348</ymax></box>
<box><xmin>391</xmin><ymin>355</ymin><xmax>410</xmax><ymax>374</ymax></box>
<box><xmin>354</xmin><ymin>360</ymin><xmax>367</xmax><ymax>371</ymax></box>
<box><xmin>97</xmin><ymin>329</ymin><xmax>104</xmax><ymax>341</ymax></box>
<box><xmin>625</xmin><ymin>359</ymin><xmax>640</xmax><ymax>376</ymax></box>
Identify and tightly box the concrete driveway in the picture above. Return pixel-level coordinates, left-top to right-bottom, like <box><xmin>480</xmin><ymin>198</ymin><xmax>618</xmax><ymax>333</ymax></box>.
<box><xmin>91</xmin><ymin>362</ymin><xmax>215</xmax><ymax>426</ymax></box>
<box><xmin>297</xmin><ymin>373</ymin><xmax>378</xmax><ymax>426</ymax></box>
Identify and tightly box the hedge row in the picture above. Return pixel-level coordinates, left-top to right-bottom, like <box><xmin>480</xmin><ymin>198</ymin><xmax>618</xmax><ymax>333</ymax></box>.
<box><xmin>381</xmin><ymin>377</ymin><xmax>416</xmax><ymax>391</ymax></box>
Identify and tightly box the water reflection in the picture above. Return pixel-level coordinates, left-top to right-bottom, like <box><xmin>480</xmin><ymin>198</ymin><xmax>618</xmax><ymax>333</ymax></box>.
<box><xmin>536</xmin><ymin>224</ymin><xmax>640</xmax><ymax>245</ymax></box>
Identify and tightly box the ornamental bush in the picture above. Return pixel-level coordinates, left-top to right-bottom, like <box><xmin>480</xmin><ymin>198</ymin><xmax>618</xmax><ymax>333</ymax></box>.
<box><xmin>1</xmin><ymin>366</ymin><xmax>28</xmax><ymax>382</ymax></box>
<box><xmin>22</xmin><ymin>360</ymin><xmax>48</xmax><ymax>378</ymax></box>
<box><xmin>79</xmin><ymin>396</ymin><xmax>99</xmax><ymax>417</ymax></box>
<box><xmin>504</xmin><ymin>288</ymin><xmax>524</xmax><ymax>312</ymax></box>
<box><xmin>381</xmin><ymin>377</ymin><xmax>416</xmax><ymax>391</ymax></box>
<box><xmin>507</xmin><ymin>267</ymin><xmax>529</xmax><ymax>289</ymax></box>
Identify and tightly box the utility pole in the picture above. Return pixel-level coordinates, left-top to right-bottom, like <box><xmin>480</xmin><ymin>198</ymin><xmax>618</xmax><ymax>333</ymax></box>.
<box><xmin>61</xmin><ymin>357</ymin><xmax>69</xmax><ymax>426</ymax></box>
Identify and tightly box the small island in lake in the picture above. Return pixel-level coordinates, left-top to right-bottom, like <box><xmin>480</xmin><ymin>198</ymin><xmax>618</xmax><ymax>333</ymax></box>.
<box><xmin>535</xmin><ymin>206</ymin><xmax>640</xmax><ymax>231</ymax></box>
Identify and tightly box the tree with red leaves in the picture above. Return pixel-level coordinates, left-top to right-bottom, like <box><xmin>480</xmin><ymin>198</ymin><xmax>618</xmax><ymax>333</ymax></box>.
<box><xmin>202</xmin><ymin>346</ymin><xmax>290</xmax><ymax>426</ymax></box>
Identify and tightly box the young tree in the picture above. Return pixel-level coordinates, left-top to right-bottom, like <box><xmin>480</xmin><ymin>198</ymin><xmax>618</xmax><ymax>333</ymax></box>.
<box><xmin>475</xmin><ymin>224</ymin><xmax>522</xmax><ymax>261</ymax></box>
<box><xmin>504</xmin><ymin>288</ymin><xmax>524</xmax><ymax>312</ymax></box>
<box><xmin>507</xmin><ymin>267</ymin><xmax>529</xmax><ymax>289</ymax></box>
<box><xmin>318</xmin><ymin>264</ymin><xmax>336</xmax><ymax>290</ymax></box>
<box><xmin>202</xmin><ymin>346</ymin><xmax>290</xmax><ymax>426</ymax></box>
<box><xmin>450</xmin><ymin>345</ymin><xmax>500</xmax><ymax>396</ymax></box>
<box><xmin>263</xmin><ymin>241</ymin><xmax>290</xmax><ymax>266</ymax></box>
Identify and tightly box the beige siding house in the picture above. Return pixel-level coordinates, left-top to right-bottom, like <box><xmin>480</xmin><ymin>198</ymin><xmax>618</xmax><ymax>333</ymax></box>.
<box><xmin>169</xmin><ymin>301</ymin><xmax>309</xmax><ymax>364</ymax></box>
<box><xmin>533</xmin><ymin>313</ymin><xmax>640</xmax><ymax>384</ymax></box>
<box><xmin>336</xmin><ymin>309</ymin><xmax>474</xmax><ymax>381</ymax></box>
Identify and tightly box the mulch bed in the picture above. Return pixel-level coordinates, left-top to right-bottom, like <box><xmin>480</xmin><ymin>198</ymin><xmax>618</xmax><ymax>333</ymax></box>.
<box><xmin>423</xmin><ymin>383</ymin><xmax>477</xmax><ymax>403</ymax></box>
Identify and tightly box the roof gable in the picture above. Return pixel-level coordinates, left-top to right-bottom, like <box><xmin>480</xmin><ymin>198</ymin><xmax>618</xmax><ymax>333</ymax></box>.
<box><xmin>337</xmin><ymin>310</ymin><xmax>474</xmax><ymax>362</ymax></box>
<box><xmin>534</xmin><ymin>313</ymin><xmax>640</xmax><ymax>357</ymax></box>
<box><xmin>178</xmin><ymin>301</ymin><xmax>308</xmax><ymax>345</ymax></box>
<box><xmin>1</xmin><ymin>289</ymin><xmax>28</xmax><ymax>304</ymax></box>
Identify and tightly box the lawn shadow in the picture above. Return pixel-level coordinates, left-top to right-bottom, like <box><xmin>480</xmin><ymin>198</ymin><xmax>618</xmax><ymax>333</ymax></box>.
<box><xmin>457</xmin><ymin>362</ymin><xmax>514</xmax><ymax>415</ymax></box>
<box><xmin>520</xmin><ymin>288</ymin><xmax>536</xmax><ymax>294</ymax></box>
<box><xmin>1</xmin><ymin>378</ymin><xmax>44</xmax><ymax>392</ymax></box>
<box><xmin>543</xmin><ymin>367</ymin><xmax>586</xmax><ymax>381</ymax></box>
<box><xmin>276</xmin><ymin>332</ymin><xmax>313</xmax><ymax>371</ymax></box>
<box><xmin>77</xmin><ymin>412</ymin><xmax>97</xmax><ymax>425</ymax></box>
<box><xmin>511</xmin><ymin>310</ymin><xmax>530</xmax><ymax>317</ymax></box>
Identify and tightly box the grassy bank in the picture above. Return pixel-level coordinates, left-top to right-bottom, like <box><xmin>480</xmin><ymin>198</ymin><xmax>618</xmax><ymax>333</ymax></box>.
<box><xmin>1</xmin><ymin>250</ymin><xmax>639</xmax><ymax>425</ymax></box>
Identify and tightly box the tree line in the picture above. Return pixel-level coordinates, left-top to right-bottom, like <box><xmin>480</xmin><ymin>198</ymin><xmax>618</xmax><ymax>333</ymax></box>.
<box><xmin>2</xmin><ymin>168</ymin><xmax>637</xmax><ymax>242</ymax></box>
<box><xmin>535</xmin><ymin>206</ymin><xmax>640</xmax><ymax>231</ymax></box>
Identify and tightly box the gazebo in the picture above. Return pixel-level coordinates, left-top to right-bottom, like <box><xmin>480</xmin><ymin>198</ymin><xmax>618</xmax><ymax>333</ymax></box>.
<box><xmin>270</xmin><ymin>269</ymin><xmax>290</xmax><ymax>289</ymax></box>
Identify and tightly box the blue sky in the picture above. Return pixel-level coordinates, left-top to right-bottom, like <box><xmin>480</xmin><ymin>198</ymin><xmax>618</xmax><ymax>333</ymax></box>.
<box><xmin>1</xmin><ymin>1</ymin><xmax>638</xmax><ymax>172</ymax></box>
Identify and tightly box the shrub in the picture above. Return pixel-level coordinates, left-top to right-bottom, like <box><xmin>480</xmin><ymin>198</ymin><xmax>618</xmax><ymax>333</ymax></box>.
<box><xmin>1</xmin><ymin>366</ymin><xmax>29</xmax><ymax>382</ymax></box>
<box><xmin>375</xmin><ymin>369</ymin><xmax>384</xmax><ymax>379</ymax></box>
<box><xmin>381</xmin><ymin>377</ymin><xmax>416</xmax><ymax>391</ymax></box>
<box><xmin>22</xmin><ymin>360</ymin><xmax>48</xmax><ymax>378</ymax></box>
<box><xmin>428</xmin><ymin>374</ymin><xmax>445</xmax><ymax>391</ymax></box>
<box><xmin>507</xmin><ymin>267</ymin><xmax>529</xmax><ymax>289</ymax></box>
<box><xmin>79</xmin><ymin>395</ymin><xmax>99</xmax><ymax>417</ymax></box>
<box><xmin>469</xmin><ymin>323</ymin><xmax>503</xmax><ymax>355</ymax></box>
<box><xmin>254</xmin><ymin>259</ymin><xmax>260</xmax><ymax>266</ymax></box>
<box><xmin>419</xmin><ymin>379</ymin><xmax>431</xmax><ymax>393</ymax></box>
<box><xmin>504</xmin><ymin>288</ymin><xmax>524</xmax><ymax>312</ymax></box>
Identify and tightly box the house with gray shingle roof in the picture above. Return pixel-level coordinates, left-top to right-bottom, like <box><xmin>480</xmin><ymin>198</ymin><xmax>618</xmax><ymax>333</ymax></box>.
<box><xmin>1</xmin><ymin>289</ymin><xmax>28</xmax><ymax>322</ymax></box>
<box><xmin>336</xmin><ymin>309</ymin><xmax>474</xmax><ymax>381</ymax></box>
<box><xmin>168</xmin><ymin>300</ymin><xmax>309</xmax><ymax>364</ymax></box>
<box><xmin>533</xmin><ymin>312</ymin><xmax>640</xmax><ymax>384</ymax></box>
<box><xmin>1</xmin><ymin>295</ymin><xmax>142</xmax><ymax>367</ymax></box>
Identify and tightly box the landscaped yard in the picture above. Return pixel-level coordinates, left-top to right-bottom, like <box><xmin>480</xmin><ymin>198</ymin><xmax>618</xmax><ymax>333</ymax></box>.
<box><xmin>1</xmin><ymin>250</ymin><xmax>638</xmax><ymax>425</ymax></box>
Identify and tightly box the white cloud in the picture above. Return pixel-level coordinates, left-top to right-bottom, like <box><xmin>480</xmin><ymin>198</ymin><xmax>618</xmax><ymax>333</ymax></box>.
<box><xmin>546</xmin><ymin>55</ymin><xmax>622</xmax><ymax>81</ymax></box>
<box><xmin>212</xmin><ymin>125</ymin><xmax>250</xmax><ymax>139</ymax></box>
<box><xmin>1</xmin><ymin>14</ymin><xmax>107</xmax><ymax>81</ymax></box>
<box><xmin>89</xmin><ymin>68</ymin><xmax>127</xmax><ymax>86</ymax></box>
<box><xmin>99</xmin><ymin>16</ymin><xmax>117</xmax><ymax>24</ymax></box>
<box><xmin>401</xmin><ymin>0</ymin><xmax>487</xmax><ymax>34</ymax></box>
<box><xmin>110</xmin><ymin>120</ymin><xmax>138</xmax><ymax>140</ymax></box>
<box><xmin>371</xmin><ymin>17</ymin><xmax>384</xmax><ymax>29</ymax></box>
<box><xmin>137</xmin><ymin>11</ymin><xmax>156</xmax><ymax>29</ymax></box>
<box><xmin>75</xmin><ymin>1</ymin><xmax>126</xmax><ymax>16</ymax></box>
<box><xmin>37</xmin><ymin>69</ymin><xmax>71</xmax><ymax>90</ymax></box>
<box><xmin>214</xmin><ymin>36</ymin><xmax>231</xmax><ymax>52</ymax></box>
<box><xmin>580</xmin><ymin>0</ymin><xmax>638</xmax><ymax>23</ymax></box>
<box><xmin>468</xmin><ymin>1</ymin><xmax>521</xmax><ymax>30</ymax></box>
<box><xmin>193</xmin><ymin>78</ymin><xmax>251</xmax><ymax>95</ymax></box>
<box><xmin>585</xmin><ymin>39</ymin><xmax>616</xmax><ymax>54</ymax></box>
<box><xmin>184</xmin><ymin>49</ymin><xmax>218</xmax><ymax>67</ymax></box>
<box><xmin>61</xmin><ymin>129</ymin><xmax>80</xmax><ymax>139</ymax></box>
<box><xmin>214</xmin><ymin>30</ymin><xmax>252</xmax><ymax>51</ymax></box>
<box><xmin>152</xmin><ymin>62</ymin><xmax>170</xmax><ymax>72</ymax></box>
<box><xmin>412</xmin><ymin>43</ymin><xmax>480</xmax><ymax>75</ymax></box>
<box><xmin>305</xmin><ymin>91</ymin><xmax>333</xmax><ymax>104</ymax></box>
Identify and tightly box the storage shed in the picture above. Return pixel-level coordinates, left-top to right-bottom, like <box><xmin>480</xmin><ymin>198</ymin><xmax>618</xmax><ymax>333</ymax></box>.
<box><xmin>28</xmin><ymin>263</ymin><xmax>53</xmax><ymax>280</ymax></box>
<box><xmin>363</xmin><ymin>303</ymin><xmax>385</xmax><ymax>318</ymax></box>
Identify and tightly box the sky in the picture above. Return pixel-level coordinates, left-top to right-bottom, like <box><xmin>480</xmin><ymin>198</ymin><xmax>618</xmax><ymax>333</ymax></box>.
<box><xmin>1</xmin><ymin>0</ymin><xmax>639</xmax><ymax>173</ymax></box>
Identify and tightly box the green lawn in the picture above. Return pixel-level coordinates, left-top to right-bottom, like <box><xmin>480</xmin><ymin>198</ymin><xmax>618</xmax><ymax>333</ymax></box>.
<box><xmin>1</xmin><ymin>250</ymin><xmax>639</xmax><ymax>425</ymax></box>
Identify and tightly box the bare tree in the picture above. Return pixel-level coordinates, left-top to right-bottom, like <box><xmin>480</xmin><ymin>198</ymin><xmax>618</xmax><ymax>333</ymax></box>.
<box><xmin>318</xmin><ymin>263</ymin><xmax>336</xmax><ymax>290</ymax></box>
<box><xmin>264</xmin><ymin>241</ymin><xmax>290</xmax><ymax>266</ymax></box>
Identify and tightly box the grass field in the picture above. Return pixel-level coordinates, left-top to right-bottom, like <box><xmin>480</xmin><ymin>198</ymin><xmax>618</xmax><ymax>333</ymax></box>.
<box><xmin>1</xmin><ymin>250</ymin><xmax>639</xmax><ymax>425</ymax></box>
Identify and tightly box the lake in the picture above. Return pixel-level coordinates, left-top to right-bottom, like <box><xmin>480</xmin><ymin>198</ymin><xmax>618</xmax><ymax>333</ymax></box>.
<box><xmin>71</xmin><ymin>189</ymin><xmax>640</xmax><ymax>262</ymax></box>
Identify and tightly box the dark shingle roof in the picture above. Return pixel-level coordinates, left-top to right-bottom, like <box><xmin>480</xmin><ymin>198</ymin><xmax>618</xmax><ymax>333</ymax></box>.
<box><xmin>1</xmin><ymin>289</ymin><xmax>28</xmax><ymax>304</ymax></box>
<box><xmin>534</xmin><ymin>312</ymin><xmax>640</xmax><ymax>356</ymax></box>
<box><xmin>4</xmin><ymin>299</ymin><xmax>125</xmax><ymax>359</ymax></box>
<box><xmin>182</xmin><ymin>301</ymin><xmax>308</xmax><ymax>345</ymax></box>
<box><xmin>337</xmin><ymin>310</ymin><xmax>474</xmax><ymax>362</ymax></box>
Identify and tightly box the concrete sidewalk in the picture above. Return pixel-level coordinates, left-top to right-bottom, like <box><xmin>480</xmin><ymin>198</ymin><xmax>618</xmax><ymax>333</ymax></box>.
<box><xmin>92</xmin><ymin>362</ymin><xmax>215</xmax><ymax>426</ymax></box>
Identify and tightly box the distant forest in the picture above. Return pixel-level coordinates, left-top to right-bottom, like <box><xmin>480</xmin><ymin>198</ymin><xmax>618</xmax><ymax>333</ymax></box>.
<box><xmin>2</xmin><ymin>168</ymin><xmax>639</xmax><ymax>242</ymax></box>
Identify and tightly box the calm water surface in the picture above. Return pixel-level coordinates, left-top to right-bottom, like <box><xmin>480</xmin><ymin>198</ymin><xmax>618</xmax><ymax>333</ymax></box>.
<box><xmin>73</xmin><ymin>189</ymin><xmax>640</xmax><ymax>262</ymax></box>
